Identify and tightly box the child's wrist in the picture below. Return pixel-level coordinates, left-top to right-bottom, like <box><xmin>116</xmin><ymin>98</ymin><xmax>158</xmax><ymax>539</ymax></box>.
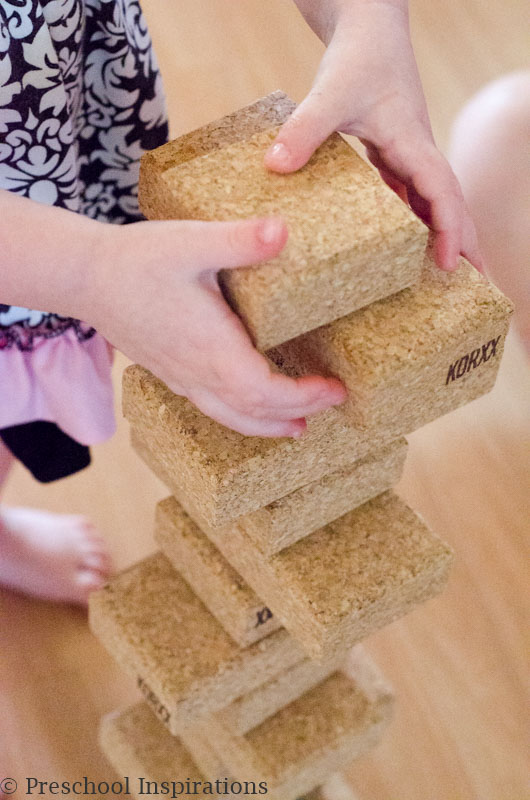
<box><xmin>71</xmin><ymin>217</ymin><xmax>120</xmax><ymax>327</ymax></box>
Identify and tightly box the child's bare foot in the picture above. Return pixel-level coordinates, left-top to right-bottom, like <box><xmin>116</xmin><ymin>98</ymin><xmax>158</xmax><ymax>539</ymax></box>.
<box><xmin>0</xmin><ymin>506</ymin><xmax>113</xmax><ymax>605</ymax></box>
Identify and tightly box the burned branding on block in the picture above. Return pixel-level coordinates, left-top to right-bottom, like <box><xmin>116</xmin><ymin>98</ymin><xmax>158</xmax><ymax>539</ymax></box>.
<box><xmin>446</xmin><ymin>335</ymin><xmax>502</xmax><ymax>384</ymax></box>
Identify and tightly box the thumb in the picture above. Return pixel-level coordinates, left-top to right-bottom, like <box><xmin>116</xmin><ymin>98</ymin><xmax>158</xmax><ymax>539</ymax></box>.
<box><xmin>264</xmin><ymin>92</ymin><xmax>337</xmax><ymax>173</ymax></box>
<box><xmin>170</xmin><ymin>216</ymin><xmax>288</xmax><ymax>273</ymax></box>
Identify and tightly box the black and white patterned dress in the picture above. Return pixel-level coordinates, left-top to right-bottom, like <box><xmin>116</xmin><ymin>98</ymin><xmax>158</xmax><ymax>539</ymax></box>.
<box><xmin>0</xmin><ymin>0</ymin><xmax>168</xmax><ymax>480</ymax></box>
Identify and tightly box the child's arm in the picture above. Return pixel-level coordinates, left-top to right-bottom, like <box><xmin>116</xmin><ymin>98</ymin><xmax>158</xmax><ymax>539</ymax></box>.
<box><xmin>266</xmin><ymin>0</ymin><xmax>483</xmax><ymax>273</ymax></box>
<box><xmin>0</xmin><ymin>190</ymin><xmax>345</xmax><ymax>436</ymax></box>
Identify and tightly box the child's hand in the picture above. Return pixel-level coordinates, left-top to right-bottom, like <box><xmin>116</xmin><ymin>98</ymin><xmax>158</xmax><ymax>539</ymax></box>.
<box><xmin>266</xmin><ymin>0</ymin><xmax>483</xmax><ymax>272</ymax></box>
<box><xmin>89</xmin><ymin>217</ymin><xmax>346</xmax><ymax>437</ymax></box>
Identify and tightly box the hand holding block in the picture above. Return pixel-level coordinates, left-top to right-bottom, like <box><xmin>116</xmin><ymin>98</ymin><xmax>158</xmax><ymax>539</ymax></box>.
<box><xmin>88</xmin><ymin>553</ymin><xmax>304</xmax><ymax>733</ymax></box>
<box><xmin>100</xmin><ymin>703</ymin><xmax>357</xmax><ymax>800</ymax></box>
<box><xmin>139</xmin><ymin>92</ymin><xmax>427</xmax><ymax>350</ymax></box>
<box><xmin>182</xmin><ymin>648</ymin><xmax>393</xmax><ymax>800</ymax></box>
<box><xmin>123</xmin><ymin>258</ymin><xmax>511</xmax><ymax>530</ymax></box>
<box><xmin>272</xmin><ymin>259</ymin><xmax>514</xmax><ymax>429</ymax></box>
<box><xmin>155</xmin><ymin>492</ymin><xmax>453</xmax><ymax>660</ymax></box>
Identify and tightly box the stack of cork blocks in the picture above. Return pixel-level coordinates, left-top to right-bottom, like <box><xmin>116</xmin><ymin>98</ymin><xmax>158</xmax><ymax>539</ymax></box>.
<box><xmin>89</xmin><ymin>93</ymin><xmax>513</xmax><ymax>799</ymax></box>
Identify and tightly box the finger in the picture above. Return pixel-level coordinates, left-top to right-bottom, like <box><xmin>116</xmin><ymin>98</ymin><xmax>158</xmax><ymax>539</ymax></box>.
<box><xmin>363</xmin><ymin>143</ymin><xmax>409</xmax><ymax>204</ymax></box>
<box><xmin>264</xmin><ymin>90</ymin><xmax>338</xmax><ymax>173</ymax></box>
<box><xmin>163</xmin><ymin>217</ymin><xmax>289</xmax><ymax>273</ymax></box>
<box><xmin>378</xmin><ymin>168</ymin><xmax>409</xmax><ymax>205</ymax></box>
<box><xmin>189</xmin><ymin>388</ymin><xmax>308</xmax><ymax>439</ymax></box>
<box><xmin>377</xmin><ymin>133</ymin><xmax>471</xmax><ymax>271</ymax></box>
<box><xmin>216</xmin><ymin>369</ymin><xmax>347</xmax><ymax>421</ymax></box>
<box><xmin>460</xmin><ymin>201</ymin><xmax>485</xmax><ymax>273</ymax></box>
<box><xmin>200</xmin><ymin>304</ymin><xmax>347</xmax><ymax>417</ymax></box>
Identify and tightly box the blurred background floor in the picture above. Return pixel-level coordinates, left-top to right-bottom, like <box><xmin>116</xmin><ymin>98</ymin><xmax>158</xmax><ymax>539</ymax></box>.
<box><xmin>1</xmin><ymin>1</ymin><xmax>528</xmax><ymax>797</ymax></box>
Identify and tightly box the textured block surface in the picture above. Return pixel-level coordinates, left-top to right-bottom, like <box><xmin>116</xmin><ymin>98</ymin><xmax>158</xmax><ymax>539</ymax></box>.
<box><xmin>183</xmin><ymin>647</ymin><xmax>393</xmax><ymax>800</ymax></box>
<box><xmin>156</xmin><ymin>492</ymin><xmax>453</xmax><ymax>660</ymax></box>
<box><xmin>134</xmin><ymin>426</ymin><xmax>406</xmax><ymax>557</ymax></box>
<box><xmin>273</xmin><ymin>259</ymin><xmax>514</xmax><ymax>429</ymax></box>
<box><xmin>124</xmin><ymin>367</ymin><xmax>390</xmax><ymax>528</ymax></box>
<box><xmin>213</xmin><ymin>652</ymin><xmax>344</xmax><ymax>736</ymax></box>
<box><xmin>100</xmin><ymin>702</ymin><xmax>356</xmax><ymax>800</ymax></box>
<box><xmin>147</xmin><ymin>469</ymin><xmax>279</xmax><ymax>646</ymax></box>
<box><xmin>99</xmin><ymin>704</ymin><xmax>211</xmax><ymax>798</ymax></box>
<box><xmin>123</xmin><ymin>260</ymin><xmax>511</xmax><ymax>530</ymax></box>
<box><xmin>139</xmin><ymin>91</ymin><xmax>426</xmax><ymax>350</ymax></box>
<box><xmin>89</xmin><ymin>553</ymin><xmax>303</xmax><ymax>732</ymax></box>
<box><xmin>239</xmin><ymin>438</ymin><xmax>407</xmax><ymax>554</ymax></box>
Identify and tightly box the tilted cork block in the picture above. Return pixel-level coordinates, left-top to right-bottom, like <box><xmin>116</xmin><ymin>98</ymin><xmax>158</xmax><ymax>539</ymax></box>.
<box><xmin>123</xmin><ymin>261</ymin><xmax>512</xmax><ymax>531</ymax></box>
<box><xmin>123</xmin><ymin>366</ymin><xmax>395</xmax><ymax>528</ymax></box>
<box><xmin>156</xmin><ymin>492</ymin><xmax>453</xmax><ymax>660</ymax></box>
<box><xmin>182</xmin><ymin>647</ymin><xmax>393</xmax><ymax>800</ymax></box>
<box><xmin>212</xmin><ymin>651</ymin><xmax>345</xmax><ymax>736</ymax></box>
<box><xmin>272</xmin><ymin>259</ymin><xmax>514</xmax><ymax>429</ymax></box>
<box><xmin>99</xmin><ymin>704</ymin><xmax>220</xmax><ymax>799</ymax></box>
<box><xmin>134</xmin><ymin>426</ymin><xmax>407</xmax><ymax>558</ymax></box>
<box><xmin>239</xmin><ymin>439</ymin><xmax>407</xmax><ymax>554</ymax></box>
<box><xmin>140</xmin><ymin>459</ymin><xmax>279</xmax><ymax>647</ymax></box>
<box><xmin>139</xmin><ymin>91</ymin><xmax>427</xmax><ymax>350</ymax></box>
<box><xmin>100</xmin><ymin>702</ymin><xmax>355</xmax><ymax>800</ymax></box>
<box><xmin>88</xmin><ymin>553</ymin><xmax>304</xmax><ymax>733</ymax></box>
<box><xmin>155</xmin><ymin>467</ymin><xmax>413</xmax><ymax>664</ymax></box>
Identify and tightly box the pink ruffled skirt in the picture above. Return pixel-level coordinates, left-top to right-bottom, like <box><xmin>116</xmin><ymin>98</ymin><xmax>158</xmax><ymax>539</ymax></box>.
<box><xmin>0</xmin><ymin>328</ymin><xmax>116</xmax><ymax>446</ymax></box>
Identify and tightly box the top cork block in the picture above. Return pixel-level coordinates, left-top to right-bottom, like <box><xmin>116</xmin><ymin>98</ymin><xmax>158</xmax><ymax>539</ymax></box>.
<box><xmin>139</xmin><ymin>91</ymin><xmax>427</xmax><ymax>350</ymax></box>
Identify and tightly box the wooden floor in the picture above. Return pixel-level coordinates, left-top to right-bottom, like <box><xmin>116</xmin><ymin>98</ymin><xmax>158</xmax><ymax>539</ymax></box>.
<box><xmin>1</xmin><ymin>1</ymin><xmax>528</xmax><ymax>798</ymax></box>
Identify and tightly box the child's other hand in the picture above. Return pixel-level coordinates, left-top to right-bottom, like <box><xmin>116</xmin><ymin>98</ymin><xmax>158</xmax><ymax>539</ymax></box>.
<box><xmin>89</xmin><ymin>217</ymin><xmax>346</xmax><ymax>437</ymax></box>
<box><xmin>265</xmin><ymin>0</ymin><xmax>483</xmax><ymax>272</ymax></box>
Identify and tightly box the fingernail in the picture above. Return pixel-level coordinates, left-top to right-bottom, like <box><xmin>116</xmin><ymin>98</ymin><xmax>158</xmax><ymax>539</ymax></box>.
<box><xmin>258</xmin><ymin>218</ymin><xmax>284</xmax><ymax>245</ymax></box>
<box><xmin>266</xmin><ymin>142</ymin><xmax>291</xmax><ymax>165</ymax></box>
<box><xmin>290</xmin><ymin>419</ymin><xmax>307</xmax><ymax>439</ymax></box>
<box><xmin>331</xmin><ymin>387</ymin><xmax>347</xmax><ymax>405</ymax></box>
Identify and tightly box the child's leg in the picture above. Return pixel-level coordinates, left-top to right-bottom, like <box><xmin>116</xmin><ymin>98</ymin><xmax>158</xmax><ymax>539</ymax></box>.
<box><xmin>449</xmin><ymin>71</ymin><xmax>530</xmax><ymax>353</ymax></box>
<box><xmin>0</xmin><ymin>438</ymin><xmax>112</xmax><ymax>606</ymax></box>
<box><xmin>0</xmin><ymin>437</ymin><xmax>14</xmax><ymax>489</ymax></box>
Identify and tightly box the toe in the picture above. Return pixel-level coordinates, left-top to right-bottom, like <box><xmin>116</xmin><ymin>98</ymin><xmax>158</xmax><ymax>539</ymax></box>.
<box><xmin>81</xmin><ymin>552</ymin><xmax>110</xmax><ymax>573</ymax></box>
<box><xmin>76</xmin><ymin>569</ymin><xmax>108</xmax><ymax>604</ymax></box>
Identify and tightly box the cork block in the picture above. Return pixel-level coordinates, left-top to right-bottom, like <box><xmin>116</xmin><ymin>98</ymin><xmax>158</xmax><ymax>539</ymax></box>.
<box><xmin>139</xmin><ymin>91</ymin><xmax>427</xmax><ymax>350</ymax></box>
<box><xmin>134</xmin><ymin>426</ymin><xmax>407</xmax><ymax>558</ymax></box>
<box><xmin>156</xmin><ymin>492</ymin><xmax>454</xmax><ymax>660</ymax></box>
<box><xmin>123</xmin><ymin>366</ymin><xmax>394</xmax><ymax>528</ymax></box>
<box><xmin>100</xmin><ymin>703</ymin><xmax>356</xmax><ymax>800</ymax></box>
<box><xmin>272</xmin><ymin>259</ymin><xmax>514</xmax><ymax>429</ymax></box>
<box><xmin>123</xmin><ymin>261</ymin><xmax>512</xmax><ymax>530</ymax></box>
<box><xmin>141</xmin><ymin>464</ymin><xmax>279</xmax><ymax>646</ymax></box>
<box><xmin>213</xmin><ymin>651</ymin><xmax>345</xmax><ymax>736</ymax></box>
<box><xmin>239</xmin><ymin>439</ymin><xmax>407</xmax><ymax>554</ymax></box>
<box><xmin>99</xmin><ymin>704</ymin><xmax>216</xmax><ymax>799</ymax></box>
<box><xmin>88</xmin><ymin>553</ymin><xmax>304</xmax><ymax>733</ymax></box>
<box><xmin>183</xmin><ymin>647</ymin><xmax>393</xmax><ymax>800</ymax></box>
